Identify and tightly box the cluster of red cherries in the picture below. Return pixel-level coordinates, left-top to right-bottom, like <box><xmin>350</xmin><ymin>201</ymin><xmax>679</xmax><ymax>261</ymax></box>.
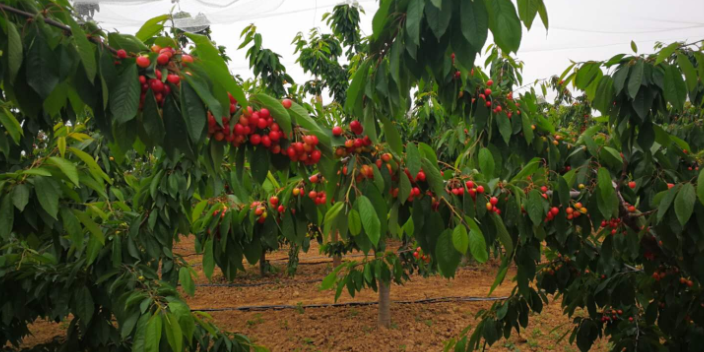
<box><xmin>120</xmin><ymin>45</ymin><xmax>186</xmax><ymax>109</ymax></box>
<box><xmin>208</xmin><ymin>98</ymin><xmax>287</xmax><ymax>153</ymax></box>
<box><xmin>601</xmin><ymin>217</ymin><xmax>625</xmax><ymax>235</ymax></box>
<box><xmin>334</xmin><ymin>121</ymin><xmax>373</xmax><ymax>157</ymax></box>
<box><xmin>412</xmin><ymin>246</ymin><xmax>431</xmax><ymax>263</ymax></box>
<box><xmin>285</xmin><ymin>134</ymin><xmax>322</xmax><ymax>165</ymax></box>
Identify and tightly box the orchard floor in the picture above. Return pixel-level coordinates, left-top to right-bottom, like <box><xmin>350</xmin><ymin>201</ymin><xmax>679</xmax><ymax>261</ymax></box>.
<box><xmin>18</xmin><ymin>236</ymin><xmax>610</xmax><ymax>352</ymax></box>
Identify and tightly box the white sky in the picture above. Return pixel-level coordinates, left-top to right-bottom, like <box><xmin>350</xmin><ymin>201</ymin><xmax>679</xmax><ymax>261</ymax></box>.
<box><xmin>90</xmin><ymin>0</ymin><xmax>704</xmax><ymax>99</ymax></box>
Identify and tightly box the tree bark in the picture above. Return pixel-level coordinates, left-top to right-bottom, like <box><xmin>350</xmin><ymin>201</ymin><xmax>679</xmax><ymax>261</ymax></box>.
<box><xmin>332</xmin><ymin>230</ymin><xmax>341</xmax><ymax>268</ymax></box>
<box><xmin>260</xmin><ymin>249</ymin><xmax>267</xmax><ymax>277</ymax></box>
<box><xmin>378</xmin><ymin>279</ymin><xmax>391</xmax><ymax>328</ymax></box>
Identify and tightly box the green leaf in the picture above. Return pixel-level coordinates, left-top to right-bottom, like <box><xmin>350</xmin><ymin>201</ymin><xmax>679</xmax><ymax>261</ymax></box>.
<box><xmin>0</xmin><ymin>108</ymin><xmax>23</xmax><ymax>145</ymax></box>
<box><xmin>511</xmin><ymin>158</ymin><xmax>540</xmax><ymax>182</ymax></box>
<box><xmin>698</xmin><ymin>170</ymin><xmax>704</xmax><ymax>206</ymax></box>
<box><xmin>288</xmin><ymin>102</ymin><xmax>331</xmax><ymax>148</ymax></box>
<box><xmin>497</xmin><ymin>113</ymin><xmax>512</xmax><ymax>144</ymax></box>
<box><xmin>406</xmin><ymin>0</ymin><xmax>425</xmax><ymax>46</ymax></box>
<box><xmin>418</xmin><ymin>142</ymin><xmax>438</xmax><ymax>165</ymax></box>
<box><xmin>108</xmin><ymin>33</ymin><xmax>149</xmax><ymax>53</ymax></box>
<box><xmin>597</xmin><ymin>168</ymin><xmax>614</xmax><ymax>203</ymax></box>
<box><xmin>121</xmin><ymin>312</ymin><xmax>140</xmax><ymax>339</ymax></box>
<box><xmin>527</xmin><ymin>189</ymin><xmax>544</xmax><ymax>225</ymax></box>
<box><xmin>435</xmin><ymin>229</ymin><xmax>461</xmax><ymax>278</ymax></box>
<box><xmin>61</xmin><ymin>208</ymin><xmax>83</xmax><ymax>248</ymax></box>
<box><xmin>452</xmin><ymin>225</ymin><xmax>469</xmax><ymax>255</ymax></box>
<box><xmin>73</xmin><ymin>286</ymin><xmax>94</xmax><ymax>324</ymax></box>
<box><xmin>323</xmin><ymin>202</ymin><xmax>345</xmax><ymax>236</ymax></box>
<box><xmin>11</xmin><ymin>185</ymin><xmax>29</xmax><ymax>212</ymax></box>
<box><xmin>348</xmin><ymin>209</ymin><xmax>362</xmax><ymax>236</ymax></box>
<box><xmin>675</xmin><ymin>183</ymin><xmax>696</xmax><ymax>226</ymax></box>
<box><xmin>145</xmin><ymin>313</ymin><xmax>162</xmax><ymax>352</ymax></box>
<box><xmin>183</xmin><ymin>75</ymin><xmax>223</xmax><ymax>122</ymax></box>
<box><xmin>406</xmin><ymin>143</ymin><xmax>421</xmax><ymax>177</ymax></box>
<box><xmin>469</xmin><ymin>228</ymin><xmax>488</xmax><ymax>263</ymax></box>
<box><xmin>461</xmin><ymin>0</ymin><xmax>489</xmax><ymax>51</ymax></box>
<box><xmin>521</xmin><ymin>113</ymin><xmax>534</xmax><ymax>145</ymax></box>
<box><xmin>6</xmin><ymin>22</ymin><xmax>22</xmax><ymax>83</ymax></box>
<box><xmin>184</xmin><ymin>33</ymin><xmax>247</xmax><ymax>108</ymax></box>
<box><xmin>110</xmin><ymin>64</ymin><xmax>141</xmax><ymax>124</ymax></box>
<box><xmin>517</xmin><ymin>0</ymin><xmax>540</xmax><ymax>29</ymax></box>
<box><xmin>203</xmin><ymin>239</ymin><xmax>215</xmax><ymax>279</ymax></box>
<box><xmin>627</xmin><ymin>60</ymin><xmax>644</xmax><ymax>99</ymax></box>
<box><xmin>630</xmin><ymin>40</ymin><xmax>638</xmax><ymax>53</ymax></box>
<box><xmin>251</xmin><ymin>93</ymin><xmax>292</xmax><ymax>137</ymax></box>
<box><xmin>26</xmin><ymin>33</ymin><xmax>59</xmax><ymax>99</ymax></box>
<box><xmin>380</xmin><ymin>115</ymin><xmax>403</xmax><ymax>156</ymax></box>
<box><xmin>179</xmin><ymin>267</ymin><xmax>195</xmax><ymax>297</ymax></box>
<box><xmin>68</xmin><ymin>18</ymin><xmax>97</xmax><ymax>83</ymax></box>
<box><xmin>357</xmin><ymin>196</ymin><xmax>381</xmax><ymax>247</ymax></box>
<box><xmin>180</xmin><ymin>79</ymin><xmax>207</xmax><ymax>143</ymax></box>
<box><xmin>136</xmin><ymin>15</ymin><xmax>170</xmax><ymax>41</ymax></box>
<box><xmin>47</xmin><ymin>157</ymin><xmax>80</xmax><ymax>186</ymax></box>
<box><xmin>399</xmin><ymin>170</ymin><xmax>412</xmax><ymax>205</ymax></box>
<box><xmin>656</xmin><ymin>42</ymin><xmax>679</xmax><ymax>65</ymax></box>
<box><xmin>73</xmin><ymin>209</ymin><xmax>105</xmax><ymax>244</ymax></box>
<box><xmin>657</xmin><ymin>185</ymin><xmax>679</xmax><ymax>223</ymax></box>
<box><xmin>488</xmin><ymin>0</ymin><xmax>522</xmax><ymax>53</ymax></box>
<box><xmin>491</xmin><ymin>214</ymin><xmax>513</xmax><ymax>255</ymax></box>
<box><xmin>0</xmin><ymin>195</ymin><xmax>14</xmax><ymax>240</ymax></box>
<box><xmin>676</xmin><ymin>52</ymin><xmax>698</xmax><ymax>92</ymax></box>
<box><xmin>34</xmin><ymin>177</ymin><xmax>60</xmax><ymax>219</ymax></box>
<box><xmin>424</xmin><ymin>0</ymin><xmax>452</xmax><ymax>39</ymax></box>
<box><xmin>478</xmin><ymin>148</ymin><xmax>495</xmax><ymax>178</ymax></box>
<box><xmin>421</xmin><ymin>158</ymin><xmax>446</xmax><ymax>197</ymax></box>
<box><xmin>164</xmin><ymin>312</ymin><xmax>183</xmax><ymax>352</ymax></box>
<box><xmin>69</xmin><ymin>147</ymin><xmax>111</xmax><ymax>184</ymax></box>
<box><xmin>372</xmin><ymin>0</ymin><xmax>392</xmax><ymax>40</ymax></box>
<box><xmin>662</xmin><ymin>63</ymin><xmax>686</xmax><ymax>111</ymax></box>
<box><xmin>142</xmin><ymin>90</ymin><xmax>165</xmax><ymax>145</ymax></box>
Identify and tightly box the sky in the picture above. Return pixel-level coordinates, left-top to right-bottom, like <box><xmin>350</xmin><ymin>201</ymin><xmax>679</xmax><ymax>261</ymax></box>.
<box><xmin>86</xmin><ymin>0</ymin><xmax>704</xmax><ymax>100</ymax></box>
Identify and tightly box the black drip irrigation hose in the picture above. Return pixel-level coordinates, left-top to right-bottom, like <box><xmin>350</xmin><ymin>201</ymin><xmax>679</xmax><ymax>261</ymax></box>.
<box><xmin>194</xmin><ymin>279</ymin><xmax>322</xmax><ymax>288</ymax></box>
<box><xmin>191</xmin><ymin>296</ymin><xmax>508</xmax><ymax>312</ymax></box>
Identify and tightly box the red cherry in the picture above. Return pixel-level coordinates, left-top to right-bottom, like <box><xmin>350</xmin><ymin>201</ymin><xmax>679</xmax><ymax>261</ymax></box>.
<box><xmin>259</xmin><ymin>108</ymin><xmax>270</xmax><ymax>119</ymax></box>
<box><xmin>150</xmin><ymin>79</ymin><xmax>164</xmax><ymax>93</ymax></box>
<box><xmin>484</xmin><ymin>88</ymin><xmax>492</xmax><ymax>96</ymax></box>
<box><xmin>116</xmin><ymin>49</ymin><xmax>127</xmax><ymax>59</ymax></box>
<box><xmin>487</xmin><ymin>79</ymin><xmax>494</xmax><ymax>86</ymax></box>
<box><xmin>309</xmin><ymin>174</ymin><xmax>319</xmax><ymax>183</ymax></box>
<box><xmin>136</xmin><ymin>56</ymin><xmax>150</xmax><ymax>68</ymax></box>
<box><xmin>490</xmin><ymin>197</ymin><xmax>498</xmax><ymax>205</ymax></box>
<box><xmin>416</xmin><ymin>171</ymin><xmax>426</xmax><ymax>182</ymax></box>
<box><xmin>540</xmin><ymin>186</ymin><xmax>548</xmax><ymax>193</ymax></box>
<box><xmin>250</xmin><ymin>134</ymin><xmax>261</xmax><ymax>145</ymax></box>
<box><xmin>486</xmin><ymin>101</ymin><xmax>492</xmax><ymax>107</ymax></box>
<box><xmin>181</xmin><ymin>54</ymin><xmax>194</xmax><ymax>63</ymax></box>
<box><xmin>157</xmin><ymin>53</ymin><xmax>169</xmax><ymax>65</ymax></box>
<box><xmin>332</xmin><ymin>126</ymin><xmax>343</xmax><ymax>136</ymax></box>
<box><xmin>667</xmin><ymin>183</ymin><xmax>675</xmax><ymax>189</ymax></box>
<box><xmin>167</xmin><ymin>74</ymin><xmax>180</xmax><ymax>85</ymax></box>
<box><xmin>282</xmin><ymin>99</ymin><xmax>292</xmax><ymax>109</ymax></box>
<box><xmin>466</xmin><ymin>180</ymin><xmax>474</xmax><ymax>189</ymax></box>
<box><xmin>628</xmin><ymin>181</ymin><xmax>636</xmax><ymax>189</ymax></box>
<box><xmin>309</xmin><ymin>190</ymin><xmax>318</xmax><ymax>199</ymax></box>
<box><xmin>277</xmin><ymin>205</ymin><xmax>284</xmax><ymax>213</ymax></box>
<box><xmin>270</xmin><ymin>196</ymin><xmax>279</xmax><ymax>206</ymax></box>
<box><xmin>550</xmin><ymin>207</ymin><xmax>559</xmax><ymax>216</ymax></box>
<box><xmin>476</xmin><ymin>185</ymin><xmax>485</xmax><ymax>194</ymax></box>
<box><xmin>214</xmin><ymin>132</ymin><xmax>224</xmax><ymax>141</ymax></box>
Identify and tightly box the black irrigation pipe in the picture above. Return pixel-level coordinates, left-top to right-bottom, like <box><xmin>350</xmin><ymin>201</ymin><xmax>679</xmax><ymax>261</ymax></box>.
<box><xmin>191</xmin><ymin>296</ymin><xmax>509</xmax><ymax>312</ymax></box>
<box><xmin>194</xmin><ymin>278</ymin><xmax>322</xmax><ymax>288</ymax></box>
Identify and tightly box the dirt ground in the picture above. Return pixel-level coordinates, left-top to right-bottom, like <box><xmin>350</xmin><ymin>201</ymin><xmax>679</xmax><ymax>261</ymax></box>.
<box><xmin>16</xmin><ymin>236</ymin><xmax>610</xmax><ymax>351</ymax></box>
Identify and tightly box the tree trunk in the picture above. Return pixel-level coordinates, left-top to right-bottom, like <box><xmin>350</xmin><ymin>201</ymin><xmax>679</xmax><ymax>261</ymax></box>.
<box><xmin>378</xmin><ymin>279</ymin><xmax>391</xmax><ymax>328</ymax></box>
<box><xmin>260</xmin><ymin>249</ymin><xmax>267</xmax><ymax>277</ymax></box>
<box><xmin>332</xmin><ymin>230</ymin><xmax>341</xmax><ymax>268</ymax></box>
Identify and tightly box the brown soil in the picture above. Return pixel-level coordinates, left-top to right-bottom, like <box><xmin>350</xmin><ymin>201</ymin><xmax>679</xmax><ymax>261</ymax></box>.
<box><xmin>16</xmin><ymin>236</ymin><xmax>610</xmax><ymax>351</ymax></box>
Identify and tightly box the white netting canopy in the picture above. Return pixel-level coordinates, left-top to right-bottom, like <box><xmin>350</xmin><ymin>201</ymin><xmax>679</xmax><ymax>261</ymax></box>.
<box><xmin>72</xmin><ymin>0</ymin><xmax>286</xmax><ymax>31</ymax></box>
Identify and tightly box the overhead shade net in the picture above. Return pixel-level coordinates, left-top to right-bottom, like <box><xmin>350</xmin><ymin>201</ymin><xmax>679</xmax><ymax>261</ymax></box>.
<box><xmin>72</xmin><ymin>0</ymin><xmax>285</xmax><ymax>31</ymax></box>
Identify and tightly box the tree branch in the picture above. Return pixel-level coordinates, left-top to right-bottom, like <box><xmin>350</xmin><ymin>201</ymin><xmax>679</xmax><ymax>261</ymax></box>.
<box><xmin>0</xmin><ymin>3</ymin><xmax>118</xmax><ymax>54</ymax></box>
